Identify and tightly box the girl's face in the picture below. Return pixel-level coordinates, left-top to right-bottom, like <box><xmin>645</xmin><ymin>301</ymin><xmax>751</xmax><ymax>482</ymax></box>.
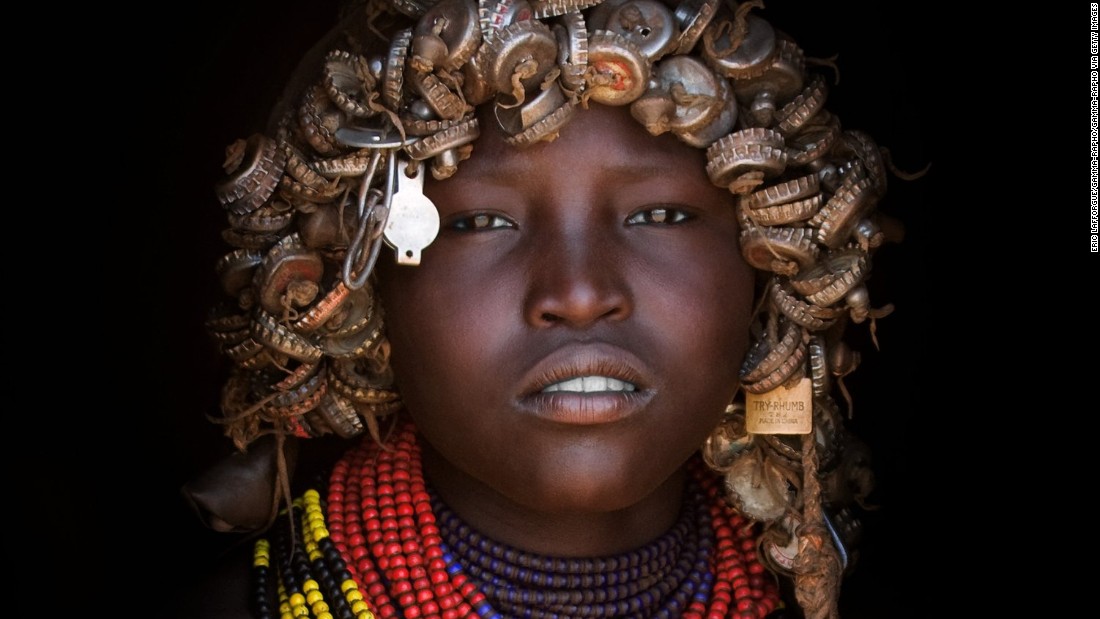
<box><xmin>377</xmin><ymin>103</ymin><xmax>754</xmax><ymax>518</ymax></box>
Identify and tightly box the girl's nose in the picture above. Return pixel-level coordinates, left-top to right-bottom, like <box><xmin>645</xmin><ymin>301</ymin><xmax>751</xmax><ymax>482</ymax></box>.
<box><xmin>522</xmin><ymin>225</ymin><xmax>634</xmax><ymax>329</ymax></box>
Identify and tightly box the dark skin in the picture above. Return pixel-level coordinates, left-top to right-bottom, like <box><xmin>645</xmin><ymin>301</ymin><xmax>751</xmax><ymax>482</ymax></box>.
<box><xmin>376</xmin><ymin>103</ymin><xmax>755</xmax><ymax>557</ymax></box>
<box><xmin>177</xmin><ymin>103</ymin><xmax>754</xmax><ymax>618</ymax></box>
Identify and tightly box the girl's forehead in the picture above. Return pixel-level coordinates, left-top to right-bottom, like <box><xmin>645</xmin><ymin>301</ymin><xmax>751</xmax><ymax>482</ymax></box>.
<box><xmin>423</xmin><ymin>103</ymin><xmax>729</xmax><ymax>214</ymax></box>
<box><xmin>452</xmin><ymin>102</ymin><xmax>709</xmax><ymax>177</ymax></box>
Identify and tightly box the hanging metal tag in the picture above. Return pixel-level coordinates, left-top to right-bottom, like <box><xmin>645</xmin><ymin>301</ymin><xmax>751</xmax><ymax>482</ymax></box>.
<box><xmin>384</xmin><ymin>160</ymin><xmax>441</xmax><ymax>265</ymax></box>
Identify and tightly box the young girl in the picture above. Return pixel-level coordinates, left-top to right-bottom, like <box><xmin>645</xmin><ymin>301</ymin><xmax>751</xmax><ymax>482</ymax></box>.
<box><xmin>179</xmin><ymin>1</ymin><xmax>924</xmax><ymax>617</ymax></box>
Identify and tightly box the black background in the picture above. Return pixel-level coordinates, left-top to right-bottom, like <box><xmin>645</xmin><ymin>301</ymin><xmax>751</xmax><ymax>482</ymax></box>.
<box><xmin>106</xmin><ymin>1</ymin><xmax>950</xmax><ymax>616</ymax></box>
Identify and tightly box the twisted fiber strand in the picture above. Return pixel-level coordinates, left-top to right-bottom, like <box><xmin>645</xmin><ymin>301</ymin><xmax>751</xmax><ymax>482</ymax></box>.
<box><xmin>793</xmin><ymin>433</ymin><xmax>841</xmax><ymax>619</ymax></box>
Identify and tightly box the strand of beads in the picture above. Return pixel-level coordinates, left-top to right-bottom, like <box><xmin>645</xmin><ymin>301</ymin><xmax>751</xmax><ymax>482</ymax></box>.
<box><xmin>252</xmin><ymin>538</ymin><xmax>276</xmax><ymax>619</ymax></box>
<box><xmin>302</xmin><ymin>489</ymin><xmax>372</xmax><ymax>619</ymax></box>
<box><xmin>433</xmin><ymin>482</ymin><xmax>714</xmax><ymax>618</ymax></box>
<box><xmin>338</xmin><ymin>425</ymin><xmax>487</xmax><ymax>619</ymax></box>
<box><xmin>257</xmin><ymin>421</ymin><xmax>781</xmax><ymax>619</ymax></box>
<box><xmin>252</xmin><ymin>491</ymin><xmax>377</xmax><ymax>619</ymax></box>
<box><xmin>691</xmin><ymin>458</ymin><xmax>781</xmax><ymax>619</ymax></box>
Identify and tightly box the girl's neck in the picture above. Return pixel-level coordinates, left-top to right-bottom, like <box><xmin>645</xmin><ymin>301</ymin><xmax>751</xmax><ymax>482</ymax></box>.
<box><xmin>419</xmin><ymin>438</ymin><xmax>687</xmax><ymax>557</ymax></box>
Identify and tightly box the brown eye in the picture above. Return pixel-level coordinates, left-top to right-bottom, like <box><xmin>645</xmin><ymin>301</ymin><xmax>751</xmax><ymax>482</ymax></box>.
<box><xmin>626</xmin><ymin>206</ymin><xmax>692</xmax><ymax>225</ymax></box>
<box><xmin>448</xmin><ymin>213</ymin><xmax>516</xmax><ymax>231</ymax></box>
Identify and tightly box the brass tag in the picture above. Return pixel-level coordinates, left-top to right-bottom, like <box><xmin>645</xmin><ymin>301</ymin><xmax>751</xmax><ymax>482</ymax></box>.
<box><xmin>745</xmin><ymin>377</ymin><xmax>812</xmax><ymax>434</ymax></box>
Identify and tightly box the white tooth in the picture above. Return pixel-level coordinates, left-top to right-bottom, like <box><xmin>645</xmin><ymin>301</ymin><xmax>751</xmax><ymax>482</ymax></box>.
<box><xmin>583</xmin><ymin>376</ymin><xmax>607</xmax><ymax>392</ymax></box>
<box><xmin>604</xmin><ymin>377</ymin><xmax>638</xmax><ymax>392</ymax></box>
<box><xmin>542</xmin><ymin>375</ymin><xmax>639</xmax><ymax>393</ymax></box>
<box><xmin>559</xmin><ymin>377</ymin><xmax>585</xmax><ymax>392</ymax></box>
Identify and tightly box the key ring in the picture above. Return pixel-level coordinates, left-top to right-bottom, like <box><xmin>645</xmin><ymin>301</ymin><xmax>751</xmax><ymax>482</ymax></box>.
<box><xmin>337</xmin><ymin>128</ymin><xmax>416</xmax><ymax>289</ymax></box>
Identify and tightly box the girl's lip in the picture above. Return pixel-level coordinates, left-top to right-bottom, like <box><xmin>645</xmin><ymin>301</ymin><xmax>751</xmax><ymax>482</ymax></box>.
<box><xmin>519</xmin><ymin>390</ymin><xmax>654</xmax><ymax>426</ymax></box>
<box><xmin>517</xmin><ymin>342</ymin><xmax>655</xmax><ymax>425</ymax></box>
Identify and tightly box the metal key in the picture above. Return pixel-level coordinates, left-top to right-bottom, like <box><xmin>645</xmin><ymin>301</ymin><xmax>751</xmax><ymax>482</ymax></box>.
<box><xmin>384</xmin><ymin>160</ymin><xmax>441</xmax><ymax>265</ymax></box>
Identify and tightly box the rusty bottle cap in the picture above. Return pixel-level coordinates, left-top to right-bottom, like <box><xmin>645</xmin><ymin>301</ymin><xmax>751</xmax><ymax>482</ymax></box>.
<box><xmin>478</xmin><ymin>0</ymin><xmax>534</xmax><ymax>39</ymax></box>
<box><xmin>500</xmin><ymin>82</ymin><xmax>577</xmax><ymax>146</ymax></box>
<box><xmin>673</xmin><ymin>0</ymin><xmax>720</xmax><ymax>54</ymax></box>
<box><xmin>602</xmin><ymin>0</ymin><xmax>680</xmax><ymax>61</ymax></box>
<box><xmin>254</xmin><ymin>234</ymin><xmax>325</xmax><ymax>316</ymax></box>
<box><xmin>477</xmin><ymin>19</ymin><xmax>558</xmax><ymax>100</ymax></box>
<box><xmin>552</xmin><ymin>9</ymin><xmax>589</xmax><ymax>92</ymax></box>
<box><xmin>382</xmin><ymin>28</ymin><xmax>414</xmax><ymax>110</ymax></box>
<box><xmin>584</xmin><ymin>30</ymin><xmax>650</xmax><ymax>105</ymax></box>
<box><xmin>640</xmin><ymin>55</ymin><xmax>730</xmax><ymax>138</ymax></box>
<box><xmin>323</xmin><ymin>50</ymin><xmax>377</xmax><ymax>118</ymax></box>
<box><xmin>414</xmin><ymin>0</ymin><xmax>482</xmax><ymax>72</ymax></box>
<box><xmin>700</xmin><ymin>13</ymin><xmax>775</xmax><ymax>79</ymax></box>
<box><xmin>675</xmin><ymin>76</ymin><xmax>737</xmax><ymax>148</ymax></box>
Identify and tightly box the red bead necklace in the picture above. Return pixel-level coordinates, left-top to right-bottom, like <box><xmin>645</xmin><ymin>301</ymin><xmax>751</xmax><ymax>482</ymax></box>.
<box><xmin>323</xmin><ymin>421</ymin><xmax>779</xmax><ymax>619</ymax></box>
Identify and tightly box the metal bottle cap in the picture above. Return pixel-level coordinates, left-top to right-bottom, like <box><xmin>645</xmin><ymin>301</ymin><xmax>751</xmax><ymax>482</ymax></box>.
<box><xmin>776</xmin><ymin>74</ymin><xmax>827</xmax><ymax>137</ymax></box>
<box><xmin>700</xmin><ymin>13</ymin><xmax>776</xmax><ymax>79</ymax></box>
<box><xmin>405</xmin><ymin>117</ymin><xmax>480</xmax><ymax>178</ymax></box>
<box><xmin>251</xmin><ymin>309</ymin><xmax>324</xmax><ymax>364</ymax></box>
<box><xmin>630</xmin><ymin>89</ymin><xmax>677</xmax><ymax>136</ymax></box>
<box><xmin>645</xmin><ymin>55</ymin><xmax>728</xmax><ymax>136</ymax></box>
<box><xmin>603</xmin><ymin>0</ymin><xmax>680</xmax><ymax>61</ymax></box>
<box><xmin>786</xmin><ymin>111</ymin><xmax>840</xmax><ymax>166</ymax></box>
<box><xmin>811</xmin><ymin>167</ymin><xmax>876</xmax><ymax>248</ymax></box>
<box><xmin>723</xmin><ymin>447</ymin><xmax>791</xmax><ymax>522</ymax></box>
<box><xmin>742</xmin><ymin>194</ymin><xmax>821</xmax><ymax>227</ymax></box>
<box><xmin>477</xmin><ymin>19</ymin><xmax>559</xmax><ymax>97</ymax></box>
<box><xmin>700</xmin><ymin>403</ymin><xmax>752</xmax><ymax>473</ymax></box>
<box><xmin>297</xmin><ymin>85</ymin><xmax>350</xmax><ymax>157</ymax></box>
<box><xmin>495</xmin><ymin>79</ymin><xmax>566</xmax><ymax>134</ymax></box>
<box><xmin>674</xmin><ymin>76</ymin><xmax>737</xmax><ymax>148</ymax></box>
<box><xmin>739</xmin><ymin>332</ymin><xmax>806</xmax><ymax>395</ymax></box>
<box><xmin>382</xmin><ymin>28</ymin><xmax>414</xmax><ymax>110</ymax></box>
<box><xmin>215</xmin><ymin>248</ymin><xmax>264</xmax><ymax>298</ymax></box>
<box><xmin>311</xmin><ymin>391</ymin><xmax>366</xmax><ymax>438</ymax></box>
<box><xmin>552</xmin><ymin>10</ymin><xmax>589</xmax><ymax>92</ymax></box>
<box><xmin>280</xmin><ymin>144</ymin><xmax>343</xmax><ymax>204</ymax></box>
<box><xmin>227</xmin><ymin>200</ymin><xmax>295</xmax><ymax>234</ymax></box>
<box><xmin>216</xmin><ymin>134</ymin><xmax>287</xmax><ymax>215</ymax></box>
<box><xmin>740</xmin><ymin>317</ymin><xmax>806</xmax><ymax>383</ymax></box>
<box><xmin>731</xmin><ymin>38</ymin><xmax>804</xmax><ymax>125</ymax></box>
<box><xmin>840</xmin><ymin>130</ymin><xmax>888</xmax><ymax>198</ymax></box>
<box><xmin>404</xmin><ymin>117</ymin><xmax>480</xmax><ymax>157</ymax></box>
<box><xmin>739</xmin><ymin>225</ymin><xmax>819</xmax><ymax>273</ymax></box>
<box><xmin>407</xmin><ymin>70</ymin><xmax>469</xmax><ymax>120</ymax></box>
<box><xmin>673</xmin><ymin>0</ymin><xmax>720</xmax><ymax>55</ymax></box>
<box><xmin>461</xmin><ymin>49</ymin><xmax>497</xmax><ymax>105</ymax></box>
<box><xmin>414</xmin><ymin>0</ymin><xmax>482</xmax><ymax>71</ymax></box>
<box><xmin>705</xmin><ymin>128</ymin><xmax>788</xmax><ymax>193</ymax></box>
<box><xmin>255</xmin><ymin>235</ymin><xmax>325</xmax><ymax>316</ymax></box>
<box><xmin>529</xmin><ymin>0</ymin><xmax>601</xmax><ymax>20</ymax></box>
<box><xmin>743</xmin><ymin>173</ymin><xmax>820</xmax><ymax>209</ymax></box>
<box><xmin>584</xmin><ymin>30</ymin><xmax>650</xmax><ymax>105</ymax></box>
<box><xmin>323</xmin><ymin>50</ymin><xmax>377</xmax><ymax>118</ymax></box>
<box><xmin>771</xmin><ymin>278</ymin><xmax>842</xmax><ymax>331</ymax></box>
<box><xmin>478</xmin><ymin>0</ymin><xmax>534</xmax><ymax>39</ymax></box>
<box><xmin>500</xmin><ymin>84</ymin><xmax>577</xmax><ymax>147</ymax></box>
<box><xmin>792</xmin><ymin>249</ymin><xmax>869</xmax><ymax>307</ymax></box>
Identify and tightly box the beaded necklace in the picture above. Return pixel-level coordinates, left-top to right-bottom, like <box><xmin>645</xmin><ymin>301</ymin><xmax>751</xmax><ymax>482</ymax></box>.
<box><xmin>251</xmin><ymin>422</ymin><xmax>780</xmax><ymax>619</ymax></box>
